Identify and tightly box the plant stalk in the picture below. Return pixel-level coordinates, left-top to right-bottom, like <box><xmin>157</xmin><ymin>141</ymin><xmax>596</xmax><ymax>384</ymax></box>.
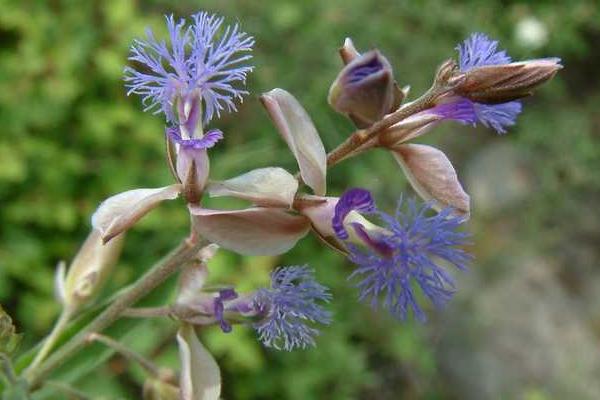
<box><xmin>326</xmin><ymin>84</ymin><xmax>444</xmax><ymax>167</ymax></box>
<box><xmin>26</xmin><ymin>237</ymin><xmax>207</xmax><ymax>390</ymax></box>
<box><xmin>25</xmin><ymin>309</ymin><xmax>72</xmax><ymax>376</ymax></box>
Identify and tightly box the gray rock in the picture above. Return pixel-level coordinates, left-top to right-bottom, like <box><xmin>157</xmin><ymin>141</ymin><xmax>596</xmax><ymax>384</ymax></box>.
<box><xmin>437</xmin><ymin>255</ymin><xmax>600</xmax><ymax>399</ymax></box>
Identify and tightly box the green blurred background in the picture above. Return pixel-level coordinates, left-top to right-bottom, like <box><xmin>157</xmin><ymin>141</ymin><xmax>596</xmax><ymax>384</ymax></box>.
<box><xmin>1</xmin><ymin>0</ymin><xmax>599</xmax><ymax>399</ymax></box>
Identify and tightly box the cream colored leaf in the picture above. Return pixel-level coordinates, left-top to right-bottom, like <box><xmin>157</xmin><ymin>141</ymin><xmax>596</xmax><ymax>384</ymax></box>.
<box><xmin>177</xmin><ymin>324</ymin><xmax>221</xmax><ymax>400</ymax></box>
<box><xmin>91</xmin><ymin>185</ymin><xmax>181</xmax><ymax>243</ymax></box>
<box><xmin>207</xmin><ymin>167</ymin><xmax>298</xmax><ymax>208</ymax></box>
<box><xmin>392</xmin><ymin>144</ymin><xmax>470</xmax><ymax>216</ymax></box>
<box><xmin>189</xmin><ymin>206</ymin><xmax>310</xmax><ymax>256</ymax></box>
<box><xmin>261</xmin><ymin>89</ymin><xmax>327</xmax><ymax>195</ymax></box>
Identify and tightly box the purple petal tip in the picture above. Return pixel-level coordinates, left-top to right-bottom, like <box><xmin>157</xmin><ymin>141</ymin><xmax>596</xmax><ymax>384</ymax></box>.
<box><xmin>332</xmin><ymin>188</ymin><xmax>376</xmax><ymax>240</ymax></box>
<box><xmin>168</xmin><ymin>128</ymin><xmax>224</xmax><ymax>149</ymax></box>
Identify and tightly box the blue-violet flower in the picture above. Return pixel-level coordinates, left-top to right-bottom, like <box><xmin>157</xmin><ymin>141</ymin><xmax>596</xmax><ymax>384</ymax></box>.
<box><xmin>334</xmin><ymin>188</ymin><xmax>472</xmax><ymax>322</ymax></box>
<box><xmin>455</xmin><ymin>33</ymin><xmax>522</xmax><ymax>134</ymax></box>
<box><xmin>124</xmin><ymin>12</ymin><xmax>254</xmax><ymax>124</ymax></box>
<box><xmin>252</xmin><ymin>266</ymin><xmax>332</xmax><ymax>351</ymax></box>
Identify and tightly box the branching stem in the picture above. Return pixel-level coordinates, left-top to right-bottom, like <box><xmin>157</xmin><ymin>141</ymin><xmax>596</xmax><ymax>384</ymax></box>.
<box><xmin>326</xmin><ymin>84</ymin><xmax>446</xmax><ymax>167</ymax></box>
<box><xmin>26</xmin><ymin>237</ymin><xmax>208</xmax><ymax>390</ymax></box>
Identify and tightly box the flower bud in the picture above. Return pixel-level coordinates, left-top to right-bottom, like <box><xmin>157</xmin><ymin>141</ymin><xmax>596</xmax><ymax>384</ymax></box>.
<box><xmin>59</xmin><ymin>229</ymin><xmax>124</xmax><ymax>313</ymax></box>
<box><xmin>0</xmin><ymin>305</ymin><xmax>21</xmax><ymax>355</ymax></box>
<box><xmin>454</xmin><ymin>58</ymin><xmax>562</xmax><ymax>104</ymax></box>
<box><xmin>143</xmin><ymin>379</ymin><xmax>180</xmax><ymax>400</ymax></box>
<box><xmin>328</xmin><ymin>50</ymin><xmax>396</xmax><ymax>127</ymax></box>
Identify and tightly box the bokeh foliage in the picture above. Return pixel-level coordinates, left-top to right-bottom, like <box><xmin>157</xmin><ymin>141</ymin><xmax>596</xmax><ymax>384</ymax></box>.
<box><xmin>1</xmin><ymin>0</ymin><xmax>599</xmax><ymax>398</ymax></box>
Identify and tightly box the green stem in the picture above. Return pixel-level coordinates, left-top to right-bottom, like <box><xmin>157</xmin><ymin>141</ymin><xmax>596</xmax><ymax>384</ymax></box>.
<box><xmin>1</xmin><ymin>354</ymin><xmax>18</xmax><ymax>385</ymax></box>
<box><xmin>45</xmin><ymin>380</ymin><xmax>92</xmax><ymax>400</ymax></box>
<box><xmin>87</xmin><ymin>333</ymin><xmax>164</xmax><ymax>379</ymax></box>
<box><xmin>26</xmin><ymin>237</ymin><xmax>207</xmax><ymax>390</ymax></box>
<box><xmin>121</xmin><ymin>306</ymin><xmax>173</xmax><ymax>319</ymax></box>
<box><xmin>25</xmin><ymin>309</ymin><xmax>72</xmax><ymax>375</ymax></box>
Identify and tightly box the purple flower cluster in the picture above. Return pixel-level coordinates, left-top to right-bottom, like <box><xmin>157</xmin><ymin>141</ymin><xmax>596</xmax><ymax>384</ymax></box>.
<box><xmin>334</xmin><ymin>189</ymin><xmax>472</xmax><ymax>321</ymax></box>
<box><xmin>124</xmin><ymin>13</ymin><xmax>254</xmax><ymax>124</ymax></box>
<box><xmin>454</xmin><ymin>33</ymin><xmax>523</xmax><ymax>134</ymax></box>
<box><xmin>252</xmin><ymin>266</ymin><xmax>332</xmax><ymax>351</ymax></box>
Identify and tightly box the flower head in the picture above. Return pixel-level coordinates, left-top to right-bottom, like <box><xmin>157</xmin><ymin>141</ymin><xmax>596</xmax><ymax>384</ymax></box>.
<box><xmin>334</xmin><ymin>189</ymin><xmax>472</xmax><ymax>322</ymax></box>
<box><xmin>252</xmin><ymin>266</ymin><xmax>332</xmax><ymax>351</ymax></box>
<box><xmin>124</xmin><ymin>12</ymin><xmax>254</xmax><ymax>124</ymax></box>
<box><xmin>456</xmin><ymin>33</ymin><xmax>522</xmax><ymax>134</ymax></box>
<box><xmin>457</xmin><ymin>33</ymin><xmax>511</xmax><ymax>71</ymax></box>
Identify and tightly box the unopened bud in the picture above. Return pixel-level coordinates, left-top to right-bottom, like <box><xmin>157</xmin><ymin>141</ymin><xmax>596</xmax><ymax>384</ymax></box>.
<box><xmin>61</xmin><ymin>229</ymin><xmax>124</xmax><ymax>313</ymax></box>
<box><xmin>455</xmin><ymin>58</ymin><xmax>562</xmax><ymax>104</ymax></box>
<box><xmin>328</xmin><ymin>50</ymin><xmax>396</xmax><ymax>127</ymax></box>
<box><xmin>143</xmin><ymin>379</ymin><xmax>180</xmax><ymax>400</ymax></box>
<box><xmin>0</xmin><ymin>305</ymin><xmax>21</xmax><ymax>355</ymax></box>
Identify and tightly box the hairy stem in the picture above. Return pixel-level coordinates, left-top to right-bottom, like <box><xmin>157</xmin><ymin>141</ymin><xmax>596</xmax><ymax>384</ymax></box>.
<box><xmin>326</xmin><ymin>85</ymin><xmax>443</xmax><ymax>167</ymax></box>
<box><xmin>1</xmin><ymin>354</ymin><xmax>18</xmax><ymax>385</ymax></box>
<box><xmin>122</xmin><ymin>306</ymin><xmax>173</xmax><ymax>319</ymax></box>
<box><xmin>87</xmin><ymin>333</ymin><xmax>164</xmax><ymax>379</ymax></box>
<box><xmin>45</xmin><ymin>380</ymin><xmax>92</xmax><ymax>400</ymax></box>
<box><xmin>26</xmin><ymin>237</ymin><xmax>207</xmax><ymax>390</ymax></box>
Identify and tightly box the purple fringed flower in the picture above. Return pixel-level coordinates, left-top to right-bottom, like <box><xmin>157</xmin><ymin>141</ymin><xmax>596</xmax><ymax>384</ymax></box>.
<box><xmin>252</xmin><ymin>266</ymin><xmax>332</xmax><ymax>351</ymax></box>
<box><xmin>332</xmin><ymin>187</ymin><xmax>376</xmax><ymax>240</ymax></box>
<box><xmin>124</xmin><ymin>12</ymin><xmax>254</xmax><ymax>124</ymax></box>
<box><xmin>429</xmin><ymin>98</ymin><xmax>478</xmax><ymax>126</ymax></box>
<box><xmin>167</xmin><ymin>127</ymin><xmax>224</xmax><ymax>149</ymax></box>
<box><xmin>472</xmin><ymin>101</ymin><xmax>522</xmax><ymax>134</ymax></box>
<box><xmin>457</xmin><ymin>33</ymin><xmax>511</xmax><ymax>71</ymax></box>
<box><xmin>334</xmin><ymin>189</ymin><xmax>472</xmax><ymax>322</ymax></box>
<box><xmin>456</xmin><ymin>33</ymin><xmax>522</xmax><ymax>134</ymax></box>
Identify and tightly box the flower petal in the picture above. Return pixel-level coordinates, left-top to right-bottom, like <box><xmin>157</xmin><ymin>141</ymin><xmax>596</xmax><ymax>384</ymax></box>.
<box><xmin>391</xmin><ymin>144</ymin><xmax>470</xmax><ymax>216</ymax></box>
<box><xmin>177</xmin><ymin>263</ymin><xmax>209</xmax><ymax>306</ymax></box>
<box><xmin>206</xmin><ymin>167</ymin><xmax>298</xmax><ymax>208</ymax></box>
<box><xmin>260</xmin><ymin>89</ymin><xmax>327</xmax><ymax>196</ymax></box>
<box><xmin>296</xmin><ymin>196</ymin><xmax>346</xmax><ymax>252</ymax></box>
<box><xmin>177</xmin><ymin>324</ymin><xmax>221</xmax><ymax>400</ymax></box>
<box><xmin>91</xmin><ymin>185</ymin><xmax>181</xmax><ymax>243</ymax></box>
<box><xmin>189</xmin><ymin>207</ymin><xmax>310</xmax><ymax>255</ymax></box>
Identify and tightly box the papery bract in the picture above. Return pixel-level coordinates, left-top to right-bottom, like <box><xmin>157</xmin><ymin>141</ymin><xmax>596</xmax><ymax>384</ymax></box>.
<box><xmin>207</xmin><ymin>167</ymin><xmax>298</xmax><ymax>208</ymax></box>
<box><xmin>189</xmin><ymin>206</ymin><xmax>310</xmax><ymax>256</ymax></box>
<box><xmin>177</xmin><ymin>324</ymin><xmax>221</xmax><ymax>400</ymax></box>
<box><xmin>391</xmin><ymin>144</ymin><xmax>470</xmax><ymax>216</ymax></box>
<box><xmin>261</xmin><ymin>88</ymin><xmax>327</xmax><ymax>196</ymax></box>
<box><xmin>91</xmin><ymin>185</ymin><xmax>181</xmax><ymax>243</ymax></box>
